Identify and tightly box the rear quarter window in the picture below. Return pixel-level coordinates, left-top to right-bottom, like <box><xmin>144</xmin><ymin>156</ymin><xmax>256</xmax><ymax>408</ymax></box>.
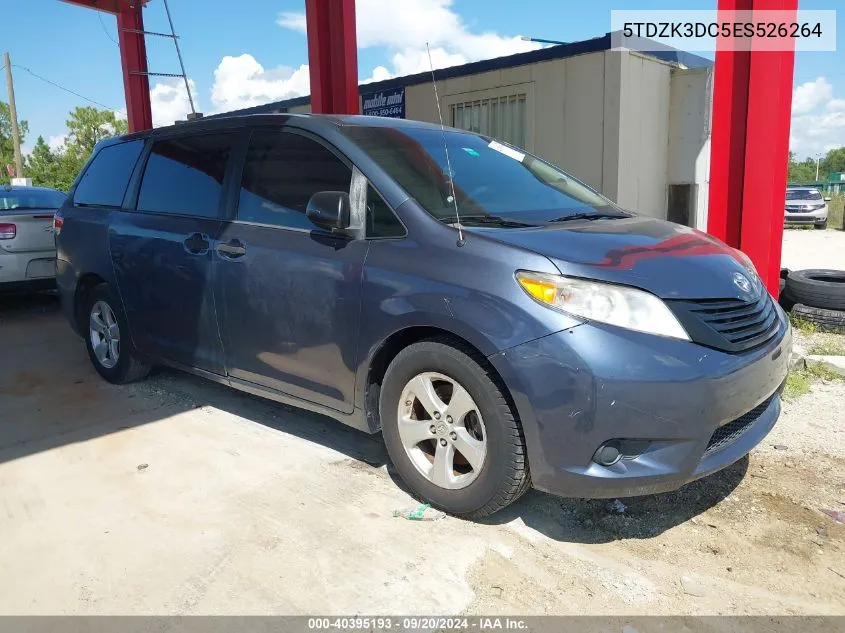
<box><xmin>73</xmin><ymin>139</ymin><xmax>144</xmax><ymax>208</ymax></box>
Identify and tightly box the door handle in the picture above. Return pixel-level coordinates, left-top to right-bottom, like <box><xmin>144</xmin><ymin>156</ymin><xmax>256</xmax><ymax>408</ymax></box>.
<box><xmin>183</xmin><ymin>232</ymin><xmax>210</xmax><ymax>254</ymax></box>
<box><xmin>216</xmin><ymin>238</ymin><xmax>246</xmax><ymax>259</ymax></box>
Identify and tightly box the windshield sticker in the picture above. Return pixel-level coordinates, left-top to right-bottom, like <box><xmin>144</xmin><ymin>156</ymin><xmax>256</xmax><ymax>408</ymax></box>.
<box><xmin>488</xmin><ymin>140</ymin><xmax>525</xmax><ymax>162</ymax></box>
<box><xmin>461</xmin><ymin>147</ymin><xmax>480</xmax><ymax>157</ymax></box>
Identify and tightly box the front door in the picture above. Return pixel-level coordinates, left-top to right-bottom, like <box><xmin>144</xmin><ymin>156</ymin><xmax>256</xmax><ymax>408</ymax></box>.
<box><xmin>110</xmin><ymin>131</ymin><xmax>237</xmax><ymax>374</ymax></box>
<box><xmin>214</xmin><ymin>129</ymin><xmax>368</xmax><ymax>413</ymax></box>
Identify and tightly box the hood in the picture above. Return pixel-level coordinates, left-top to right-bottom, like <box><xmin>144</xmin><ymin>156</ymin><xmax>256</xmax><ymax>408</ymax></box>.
<box><xmin>469</xmin><ymin>215</ymin><xmax>761</xmax><ymax>300</ymax></box>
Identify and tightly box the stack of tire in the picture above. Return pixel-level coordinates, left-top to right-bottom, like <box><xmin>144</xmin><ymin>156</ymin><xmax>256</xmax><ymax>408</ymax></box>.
<box><xmin>781</xmin><ymin>269</ymin><xmax>845</xmax><ymax>332</ymax></box>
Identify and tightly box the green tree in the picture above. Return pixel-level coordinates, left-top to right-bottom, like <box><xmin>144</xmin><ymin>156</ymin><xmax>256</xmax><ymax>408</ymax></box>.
<box><xmin>62</xmin><ymin>106</ymin><xmax>127</xmax><ymax>172</ymax></box>
<box><xmin>25</xmin><ymin>107</ymin><xmax>127</xmax><ymax>191</ymax></box>
<box><xmin>787</xmin><ymin>151</ymin><xmax>818</xmax><ymax>183</ymax></box>
<box><xmin>819</xmin><ymin>147</ymin><xmax>845</xmax><ymax>177</ymax></box>
<box><xmin>26</xmin><ymin>135</ymin><xmax>78</xmax><ymax>191</ymax></box>
<box><xmin>0</xmin><ymin>101</ymin><xmax>28</xmax><ymax>180</ymax></box>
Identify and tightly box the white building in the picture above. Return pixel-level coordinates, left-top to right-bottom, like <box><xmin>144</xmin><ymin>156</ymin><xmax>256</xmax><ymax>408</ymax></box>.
<box><xmin>225</xmin><ymin>33</ymin><xmax>714</xmax><ymax>229</ymax></box>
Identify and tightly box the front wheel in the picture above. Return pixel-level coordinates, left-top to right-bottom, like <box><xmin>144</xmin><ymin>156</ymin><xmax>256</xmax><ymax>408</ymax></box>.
<box><xmin>815</xmin><ymin>220</ymin><xmax>828</xmax><ymax>230</ymax></box>
<box><xmin>84</xmin><ymin>284</ymin><xmax>151</xmax><ymax>384</ymax></box>
<box><xmin>380</xmin><ymin>340</ymin><xmax>530</xmax><ymax>518</ymax></box>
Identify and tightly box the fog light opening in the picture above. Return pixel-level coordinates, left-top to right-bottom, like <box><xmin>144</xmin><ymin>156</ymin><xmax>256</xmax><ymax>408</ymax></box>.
<box><xmin>593</xmin><ymin>441</ymin><xmax>622</xmax><ymax>467</ymax></box>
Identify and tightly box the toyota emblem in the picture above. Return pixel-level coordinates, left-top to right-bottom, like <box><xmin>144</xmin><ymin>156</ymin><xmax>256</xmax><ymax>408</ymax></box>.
<box><xmin>733</xmin><ymin>272</ymin><xmax>752</xmax><ymax>293</ymax></box>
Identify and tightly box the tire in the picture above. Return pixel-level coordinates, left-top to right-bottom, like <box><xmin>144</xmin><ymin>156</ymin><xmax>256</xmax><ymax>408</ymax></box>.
<box><xmin>84</xmin><ymin>284</ymin><xmax>151</xmax><ymax>384</ymax></box>
<box><xmin>815</xmin><ymin>220</ymin><xmax>828</xmax><ymax>230</ymax></box>
<box><xmin>380</xmin><ymin>339</ymin><xmax>530</xmax><ymax>519</ymax></box>
<box><xmin>785</xmin><ymin>269</ymin><xmax>845</xmax><ymax>310</ymax></box>
<box><xmin>791</xmin><ymin>303</ymin><xmax>845</xmax><ymax>333</ymax></box>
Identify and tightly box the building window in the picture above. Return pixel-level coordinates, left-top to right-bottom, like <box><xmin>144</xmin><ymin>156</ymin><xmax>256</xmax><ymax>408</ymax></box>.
<box><xmin>450</xmin><ymin>94</ymin><xmax>527</xmax><ymax>148</ymax></box>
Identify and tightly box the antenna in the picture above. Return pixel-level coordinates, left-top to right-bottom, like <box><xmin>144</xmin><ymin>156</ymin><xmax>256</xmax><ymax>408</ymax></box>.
<box><xmin>426</xmin><ymin>42</ymin><xmax>465</xmax><ymax>247</ymax></box>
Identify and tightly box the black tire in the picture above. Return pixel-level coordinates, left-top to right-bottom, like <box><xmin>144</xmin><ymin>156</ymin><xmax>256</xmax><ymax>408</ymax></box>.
<box><xmin>83</xmin><ymin>284</ymin><xmax>151</xmax><ymax>384</ymax></box>
<box><xmin>380</xmin><ymin>339</ymin><xmax>530</xmax><ymax>519</ymax></box>
<box><xmin>791</xmin><ymin>303</ymin><xmax>845</xmax><ymax>333</ymax></box>
<box><xmin>814</xmin><ymin>220</ymin><xmax>828</xmax><ymax>230</ymax></box>
<box><xmin>785</xmin><ymin>269</ymin><xmax>845</xmax><ymax>310</ymax></box>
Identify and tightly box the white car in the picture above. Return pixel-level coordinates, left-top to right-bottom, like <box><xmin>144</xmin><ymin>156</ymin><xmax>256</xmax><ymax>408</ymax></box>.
<box><xmin>0</xmin><ymin>185</ymin><xmax>67</xmax><ymax>291</ymax></box>
<box><xmin>784</xmin><ymin>186</ymin><xmax>830</xmax><ymax>230</ymax></box>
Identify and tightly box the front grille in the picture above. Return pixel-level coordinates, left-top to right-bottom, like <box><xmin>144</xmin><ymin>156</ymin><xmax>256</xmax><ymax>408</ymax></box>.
<box><xmin>703</xmin><ymin>394</ymin><xmax>773</xmax><ymax>459</ymax></box>
<box><xmin>667</xmin><ymin>291</ymin><xmax>780</xmax><ymax>354</ymax></box>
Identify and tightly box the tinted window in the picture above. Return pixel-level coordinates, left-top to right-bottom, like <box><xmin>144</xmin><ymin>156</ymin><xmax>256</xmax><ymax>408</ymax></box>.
<box><xmin>367</xmin><ymin>184</ymin><xmax>405</xmax><ymax>238</ymax></box>
<box><xmin>237</xmin><ymin>130</ymin><xmax>351</xmax><ymax>230</ymax></box>
<box><xmin>137</xmin><ymin>133</ymin><xmax>234</xmax><ymax>217</ymax></box>
<box><xmin>0</xmin><ymin>189</ymin><xmax>66</xmax><ymax>210</ymax></box>
<box><xmin>74</xmin><ymin>140</ymin><xmax>143</xmax><ymax>207</ymax></box>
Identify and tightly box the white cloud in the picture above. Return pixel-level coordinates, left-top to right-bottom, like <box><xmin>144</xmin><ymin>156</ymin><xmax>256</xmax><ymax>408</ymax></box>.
<box><xmin>791</xmin><ymin>77</ymin><xmax>832</xmax><ymax>115</ymax></box>
<box><xmin>47</xmin><ymin>134</ymin><xmax>67</xmax><ymax>152</ymax></box>
<box><xmin>361</xmin><ymin>65</ymin><xmax>392</xmax><ymax>84</ymax></box>
<box><xmin>210</xmin><ymin>54</ymin><xmax>310</xmax><ymax>113</ymax></box>
<box><xmin>276</xmin><ymin>0</ymin><xmax>540</xmax><ymax>80</ymax></box>
<box><xmin>790</xmin><ymin>77</ymin><xmax>845</xmax><ymax>157</ymax></box>
<box><xmin>150</xmin><ymin>78</ymin><xmax>200</xmax><ymax>127</ymax></box>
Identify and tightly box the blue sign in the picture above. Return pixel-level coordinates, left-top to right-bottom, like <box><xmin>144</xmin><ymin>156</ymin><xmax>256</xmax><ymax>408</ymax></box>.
<box><xmin>362</xmin><ymin>87</ymin><xmax>405</xmax><ymax>118</ymax></box>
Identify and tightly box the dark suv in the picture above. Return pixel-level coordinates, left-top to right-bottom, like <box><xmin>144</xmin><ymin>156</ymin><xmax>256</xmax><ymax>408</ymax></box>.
<box><xmin>56</xmin><ymin>114</ymin><xmax>790</xmax><ymax>518</ymax></box>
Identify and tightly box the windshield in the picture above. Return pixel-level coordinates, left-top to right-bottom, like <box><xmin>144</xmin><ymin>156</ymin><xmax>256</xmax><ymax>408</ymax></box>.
<box><xmin>786</xmin><ymin>189</ymin><xmax>823</xmax><ymax>201</ymax></box>
<box><xmin>342</xmin><ymin>126</ymin><xmax>627</xmax><ymax>226</ymax></box>
<box><xmin>0</xmin><ymin>189</ymin><xmax>67</xmax><ymax>210</ymax></box>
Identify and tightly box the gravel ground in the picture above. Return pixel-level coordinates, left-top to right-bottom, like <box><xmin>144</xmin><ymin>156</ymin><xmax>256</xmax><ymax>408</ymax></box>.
<box><xmin>781</xmin><ymin>228</ymin><xmax>844</xmax><ymax>271</ymax></box>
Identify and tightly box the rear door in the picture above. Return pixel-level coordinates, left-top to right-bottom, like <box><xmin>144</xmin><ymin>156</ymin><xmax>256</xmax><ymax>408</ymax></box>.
<box><xmin>109</xmin><ymin>130</ymin><xmax>238</xmax><ymax>374</ymax></box>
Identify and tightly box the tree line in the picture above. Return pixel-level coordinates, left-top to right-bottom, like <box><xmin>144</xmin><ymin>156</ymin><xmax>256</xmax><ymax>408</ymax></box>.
<box><xmin>788</xmin><ymin>148</ymin><xmax>845</xmax><ymax>184</ymax></box>
<box><xmin>1</xmin><ymin>101</ymin><xmax>127</xmax><ymax>191</ymax></box>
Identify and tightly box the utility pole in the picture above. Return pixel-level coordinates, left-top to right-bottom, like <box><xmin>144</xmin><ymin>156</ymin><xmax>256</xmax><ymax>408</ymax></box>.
<box><xmin>815</xmin><ymin>155</ymin><xmax>822</xmax><ymax>181</ymax></box>
<box><xmin>3</xmin><ymin>52</ymin><xmax>24</xmax><ymax>179</ymax></box>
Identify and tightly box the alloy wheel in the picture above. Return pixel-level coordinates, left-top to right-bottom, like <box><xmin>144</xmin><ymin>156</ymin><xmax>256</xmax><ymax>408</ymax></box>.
<box><xmin>397</xmin><ymin>371</ymin><xmax>487</xmax><ymax>489</ymax></box>
<box><xmin>89</xmin><ymin>300</ymin><xmax>120</xmax><ymax>369</ymax></box>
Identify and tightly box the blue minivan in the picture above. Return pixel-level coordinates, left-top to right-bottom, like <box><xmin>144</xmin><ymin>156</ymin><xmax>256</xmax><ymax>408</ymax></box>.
<box><xmin>55</xmin><ymin>114</ymin><xmax>791</xmax><ymax>518</ymax></box>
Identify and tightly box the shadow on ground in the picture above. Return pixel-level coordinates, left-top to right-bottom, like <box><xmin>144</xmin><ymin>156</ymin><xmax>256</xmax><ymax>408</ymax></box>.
<box><xmin>479</xmin><ymin>457</ymin><xmax>747</xmax><ymax>543</ymax></box>
<box><xmin>1</xmin><ymin>290</ymin><xmax>745</xmax><ymax>544</ymax></box>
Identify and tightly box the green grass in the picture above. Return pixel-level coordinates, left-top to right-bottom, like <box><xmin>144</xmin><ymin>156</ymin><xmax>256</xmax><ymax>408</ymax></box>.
<box><xmin>789</xmin><ymin>313</ymin><xmax>817</xmax><ymax>334</ymax></box>
<box><xmin>807</xmin><ymin>340</ymin><xmax>845</xmax><ymax>356</ymax></box>
<box><xmin>827</xmin><ymin>192</ymin><xmax>845</xmax><ymax>230</ymax></box>
<box><xmin>783</xmin><ymin>361</ymin><xmax>844</xmax><ymax>400</ymax></box>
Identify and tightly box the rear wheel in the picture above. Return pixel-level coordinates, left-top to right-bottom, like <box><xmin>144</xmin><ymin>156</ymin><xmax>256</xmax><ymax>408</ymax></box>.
<box><xmin>380</xmin><ymin>340</ymin><xmax>530</xmax><ymax>518</ymax></box>
<box><xmin>84</xmin><ymin>284</ymin><xmax>150</xmax><ymax>384</ymax></box>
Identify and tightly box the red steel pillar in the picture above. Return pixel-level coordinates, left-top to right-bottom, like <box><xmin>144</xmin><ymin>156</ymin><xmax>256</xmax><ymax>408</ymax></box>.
<box><xmin>116</xmin><ymin>3</ymin><xmax>153</xmax><ymax>132</ymax></box>
<box><xmin>305</xmin><ymin>0</ymin><xmax>359</xmax><ymax>114</ymax></box>
<box><xmin>708</xmin><ymin>0</ymin><xmax>797</xmax><ymax>295</ymax></box>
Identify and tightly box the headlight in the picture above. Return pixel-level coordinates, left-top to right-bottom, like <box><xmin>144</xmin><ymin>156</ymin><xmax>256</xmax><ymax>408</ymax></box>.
<box><xmin>515</xmin><ymin>271</ymin><xmax>690</xmax><ymax>341</ymax></box>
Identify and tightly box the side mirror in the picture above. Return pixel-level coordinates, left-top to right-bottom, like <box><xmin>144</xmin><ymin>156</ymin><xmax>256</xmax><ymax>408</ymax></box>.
<box><xmin>306</xmin><ymin>191</ymin><xmax>351</xmax><ymax>231</ymax></box>
<box><xmin>824</xmin><ymin>196</ymin><xmax>832</xmax><ymax>202</ymax></box>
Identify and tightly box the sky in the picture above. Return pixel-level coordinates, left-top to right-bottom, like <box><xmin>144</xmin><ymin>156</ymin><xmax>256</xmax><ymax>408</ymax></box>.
<box><xmin>5</xmin><ymin>0</ymin><xmax>844</xmax><ymax>160</ymax></box>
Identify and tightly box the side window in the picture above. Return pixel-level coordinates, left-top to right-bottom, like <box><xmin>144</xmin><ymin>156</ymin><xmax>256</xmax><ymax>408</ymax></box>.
<box><xmin>73</xmin><ymin>140</ymin><xmax>144</xmax><ymax>207</ymax></box>
<box><xmin>137</xmin><ymin>133</ymin><xmax>234</xmax><ymax>218</ymax></box>
<box><xmin>366</xmin><ymin>185</ymin><xmax>405</xmax><ymax>238</ymax></box>
<box><xmin>237</xmin><ymin>130</ymin><xmax>352</xmax><ymax>230</ymax></box>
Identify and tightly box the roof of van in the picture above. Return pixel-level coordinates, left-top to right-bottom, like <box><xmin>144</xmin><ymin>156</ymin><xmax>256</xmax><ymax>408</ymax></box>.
<box><xmin>109</xmin><ymin>112</ymin><xmax>464</xmax><ymax>143</ymax></box>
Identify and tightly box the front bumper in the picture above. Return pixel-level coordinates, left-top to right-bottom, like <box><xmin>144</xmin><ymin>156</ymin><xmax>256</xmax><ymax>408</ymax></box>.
<box><xmin>489</xmin><ymin>310</ymin><xmax>791</xmax><ymax>499</ymax></box>
<box><xmin>784</xmin><ymin>207</ymin><xmax>827</xmax><ymax>224</ymax></box>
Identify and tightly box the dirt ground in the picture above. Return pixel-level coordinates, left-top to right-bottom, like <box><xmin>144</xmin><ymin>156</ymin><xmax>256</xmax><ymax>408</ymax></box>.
<box><xmin>0</xmin><ymin>288</ymin><xmax>843</xmax><ymax>616</ymax></box>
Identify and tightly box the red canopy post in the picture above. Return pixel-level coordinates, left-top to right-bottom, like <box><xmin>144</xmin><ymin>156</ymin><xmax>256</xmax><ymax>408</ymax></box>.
<box><xmin>305</xmin><ymin>0</ymin><xmax>359</xmax><ymax>114</ymax></box>
<box><xmin>59</xmin><ymin>1</ymin><xmax>153</xmax><ymax>132</ymax></box>
<box><xmin>708</xmin><ymin>0</ymin><xmax>798</xmax><ymax>295</ymax></box>
<box><xmin>116</xmin><ymin>3</ymin><xmax>153</xmax><ymax>132</ymax></box>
